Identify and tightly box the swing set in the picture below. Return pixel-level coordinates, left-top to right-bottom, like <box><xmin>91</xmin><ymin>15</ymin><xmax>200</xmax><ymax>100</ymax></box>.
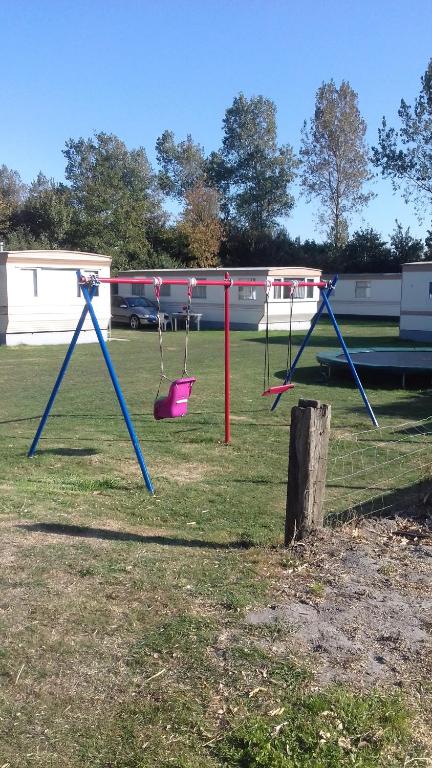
<box><xmin>28</xmin><ymin>271</ymin><xmax>378</xmax><ymax>495</ymax></box>
<box><xmin>152</xmin><ymin>276</ymin><xmax>196</xmax><ymax>420</ymax></box>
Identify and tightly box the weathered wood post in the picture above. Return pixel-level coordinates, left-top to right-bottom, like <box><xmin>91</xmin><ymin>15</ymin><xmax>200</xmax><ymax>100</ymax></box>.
<box><xmin>285</xmin><ymin>399</ymin><xmax>331</xmax><ymax>544</ymax></box>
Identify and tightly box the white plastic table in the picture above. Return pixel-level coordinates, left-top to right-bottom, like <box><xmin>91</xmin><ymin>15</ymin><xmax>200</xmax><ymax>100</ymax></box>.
<box><xmin>169</xmin><ymin>312</ymin><xmax>203</xmax><ymax>331</ymax></box>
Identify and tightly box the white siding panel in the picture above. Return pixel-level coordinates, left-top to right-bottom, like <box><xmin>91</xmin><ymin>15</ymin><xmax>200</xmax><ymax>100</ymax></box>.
<box><xmin>2</xmin><ymin>253</ymin><xmax>111</xmax><ymax>345</ymax></box>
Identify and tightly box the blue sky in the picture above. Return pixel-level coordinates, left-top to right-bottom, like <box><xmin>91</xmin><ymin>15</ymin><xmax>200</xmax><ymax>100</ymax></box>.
<box><xmin>1</xmin><ymin>0</ymin><xmax>431</xmax><ymax>242</ymax></box>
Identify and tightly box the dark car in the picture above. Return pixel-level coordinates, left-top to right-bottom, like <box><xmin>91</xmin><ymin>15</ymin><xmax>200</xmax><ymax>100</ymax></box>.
<box><xmin>111</xmin><ymin>295</ymin><xmax>167</xmax><ymax>330</ymax></box>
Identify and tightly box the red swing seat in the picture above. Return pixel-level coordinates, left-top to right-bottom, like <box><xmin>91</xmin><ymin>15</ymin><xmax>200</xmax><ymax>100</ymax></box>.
<box><xmin>262</xmin><ymin>383</ymin><xmax>295</xmax><ymax>397</ymax></box>
<box><xmin>154</xmin><ymin>377</ymin><xmax>196</xmax><ymax>420</ymax></box>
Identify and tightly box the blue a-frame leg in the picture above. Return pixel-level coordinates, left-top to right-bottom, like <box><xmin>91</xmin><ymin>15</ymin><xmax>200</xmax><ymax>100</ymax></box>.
<box><xmin>271</xmin><ymin>275</ymin><xmax>379</xmax><ymax>427</ymax></box>
<box><xmin>28</xmin><ymin>272</ymin><xmax>154</xmax><ymax>494</ymax></box>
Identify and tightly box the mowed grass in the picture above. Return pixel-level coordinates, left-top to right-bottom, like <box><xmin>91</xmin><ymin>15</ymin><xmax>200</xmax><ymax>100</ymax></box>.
<box><xmin>0</xmin><ymin>319</ymin><xmax>430</xmax><ymax>766</ymax></box>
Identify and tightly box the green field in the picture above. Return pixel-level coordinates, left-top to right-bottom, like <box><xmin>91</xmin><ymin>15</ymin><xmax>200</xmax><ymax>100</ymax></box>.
<box><xmin>0</xmin><ymin>319</ymin><xmax>430</xmax><ymax>766</ymax></box>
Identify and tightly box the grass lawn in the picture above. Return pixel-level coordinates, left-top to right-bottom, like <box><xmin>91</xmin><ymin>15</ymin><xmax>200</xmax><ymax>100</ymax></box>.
<box><xmin>0</xmin><ymin>318</ymin><xmax>431</xmax><ymax>766</ymax></box>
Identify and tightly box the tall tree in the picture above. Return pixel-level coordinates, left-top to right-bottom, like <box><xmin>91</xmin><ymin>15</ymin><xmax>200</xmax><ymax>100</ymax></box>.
<box><xmin>372</xmin><ymin>59</ymin><xmax>432</xmax><ymax>220</ymax></box>
<box><xmin>300</xmin><ymin>80</ymin><xmax>373</xmax><ymax>250</ymax></box>
<box><xmin>0</xmin><ymin>165</ymin><xmax>27</xmax><ymax>239</ymax></box>
<box><xmin>389</xmin><ymin>221</ymin><xmax>424</xmax><ymax>266</ymax></box>
<box><xmin>156</xmin><ymin>130</ymin><xmax>206</xmax><ymax>200</ymax></box>
<box><xmin>63</xmin><ymin>132</ymin><xmax>166</xmax><ymax>270</ymax></box>
<box><xmin>339</xmin><ymin>227</ymin><xmax>392</xmax><ymax>272</ymax></box>
<box><xmin>425</xmin><ymin>229</ymin><xmax>432</xmax><ymax>260</ymax></box>
<box><xmin>178</xmin><ymin>183</ymin><xmax>223</xmax><ymax>267</ymax></box>
<box><xmin>12</xmin><ymin>173</ymin><xmax>72</xmax><ymax>247</ymax></box>
<box><xmin>208</xmin><ymin>93</ymin><xmax>297</xmax><ymax>233</ymax></box>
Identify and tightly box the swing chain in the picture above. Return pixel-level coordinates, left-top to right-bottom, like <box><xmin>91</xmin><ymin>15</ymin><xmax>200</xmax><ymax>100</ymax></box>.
<box><xmin>263</xmin><ymin>278</ymin><xmax>299</xmax><ymax>394</ymax></box>
<box><xmin>263</xmin><ymin>277</ymin><xmax>272</xmax><ymax>391</ymax></box>
<box><xmin>153</xmin><ymin>277</ymin><xmax>166</xmax><ymax>398</ymax></box>
<box><xmin>183</xmin><ymin>278</ymin><xmax>196</xmax><ymax>376</ymax></box>
<box><xmin>285</xmin><ymin>280</ymin><xmax>298</xmax><ymax>382</ymax></box>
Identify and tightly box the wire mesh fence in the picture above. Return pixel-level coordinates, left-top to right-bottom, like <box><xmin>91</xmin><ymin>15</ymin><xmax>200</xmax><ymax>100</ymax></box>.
<box><xmin>324</xmin><ymin>416</ymin><xmax>432</xmax><ymax>523</ymax></box>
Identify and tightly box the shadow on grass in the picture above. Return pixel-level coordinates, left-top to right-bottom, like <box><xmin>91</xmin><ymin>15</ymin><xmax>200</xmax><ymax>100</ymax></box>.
<box><xmin>18</xmin><ymin>522</ymin><xmax>252</xmax><ymax>550</ymax></box>
<box><xmin>352</xmin><ymin>392</ymin><xmax>432</xmax><ymax>422</ymax></box>
<box><xmin>34</xmin><ymin>447</ymin><xmax>100</xmax><ymax>457</ymax></box>
<box><xmin>246</xmin><ymin>333</ymin><xmax>408</xmax><ymax>350</ymax></box>
<box><xmin>327</xmin><ymin>477</ymin><xmax>432</xmax><ymax>527</ymax></box>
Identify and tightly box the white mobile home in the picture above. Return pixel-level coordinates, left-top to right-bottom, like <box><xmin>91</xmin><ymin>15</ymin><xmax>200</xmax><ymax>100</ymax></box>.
<box><xmin>0</xmin><ymin>250</ymin><xmax>111</xmax><ymax>346</ymax></box>
<box><xmin>116</xmin><ymin>266</ymin><xmax>322</xmax><ymax>331</ymax></box>
<box><xmin>323</xmin><ymin>273</ymin><xmax>402</xmax><ymax>317</ymax></box>
<box><xmin>400</xmin><ymin>261</ymin><xmax>432</xmax><ymax>341</ymax></box>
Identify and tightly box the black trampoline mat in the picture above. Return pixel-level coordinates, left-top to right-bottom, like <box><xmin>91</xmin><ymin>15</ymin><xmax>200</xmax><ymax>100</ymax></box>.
<box><xmin>317</xmin><ymin>347</ymin><xmax>432</xmax><ymax>373</ymax></box>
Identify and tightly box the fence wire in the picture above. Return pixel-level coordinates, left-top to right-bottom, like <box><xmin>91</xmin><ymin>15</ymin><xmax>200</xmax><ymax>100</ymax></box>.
<box><xmin>324</xmin><ymin>416</ymin><xmax>432</xmax><ymax>522</ymax></box>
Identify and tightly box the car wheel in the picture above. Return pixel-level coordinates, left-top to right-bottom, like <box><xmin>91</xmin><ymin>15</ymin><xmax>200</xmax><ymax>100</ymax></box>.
<box><xmin>130</xmin><ymin>314</ymin><xmax>140</xmax><ymax>330</ymax></box>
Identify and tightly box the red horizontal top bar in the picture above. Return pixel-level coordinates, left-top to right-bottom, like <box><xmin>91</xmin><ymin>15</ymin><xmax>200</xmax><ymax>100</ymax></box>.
<box><xmin>96</xmin><ymin>277</ymin><xmax>328</xmax><ymax>288</ymax></box>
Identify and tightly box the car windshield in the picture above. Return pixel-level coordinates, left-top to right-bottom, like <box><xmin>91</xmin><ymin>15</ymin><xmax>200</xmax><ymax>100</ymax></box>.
<box><xmin>126</xmin><ymin>298</ymin><xmax>157</xmax><ymax>309</ymax></box>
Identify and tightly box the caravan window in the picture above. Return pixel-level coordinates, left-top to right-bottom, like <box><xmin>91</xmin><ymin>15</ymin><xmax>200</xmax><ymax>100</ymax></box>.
<box><xmin>132</xmin><ymin>283</ymin><xmax>146</xmax><ymax>297</ymax></box>
<box><xmin>192</xmin><ymin>283</ymin><xmax>207</xmax><ymax>299</ymax></box>
<box><xmin>355</xmin><ymin>280</ymin><xmax>371</xmax><ymax>298</ymax></box>
<box><xmin>19</xmin><ymin>268</ymin><xmax>38</xmax><ymax>297</ymax></box>
<box><xmin>238</xmin><ymin>279</ymin><xmax>256</xmax><ymax>301</ymax></box>
<box><xmin>273</xmin><ymin>277</ymin><xmax>305</xmax><ymax>300</ymax></box>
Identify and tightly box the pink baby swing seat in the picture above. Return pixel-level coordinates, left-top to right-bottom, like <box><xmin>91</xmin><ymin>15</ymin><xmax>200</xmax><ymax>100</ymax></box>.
<box><xmin>154</xmin><ymin>377</ymin><xmax>196</xmax><ymax>420</ymax></box>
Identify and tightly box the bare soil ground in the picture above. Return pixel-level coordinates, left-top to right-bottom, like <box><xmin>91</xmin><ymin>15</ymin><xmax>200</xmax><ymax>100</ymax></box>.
<box><xmin>247</xmin><ymin>510</ymin><xmax>432</xmax><ymax>696</ymax></box>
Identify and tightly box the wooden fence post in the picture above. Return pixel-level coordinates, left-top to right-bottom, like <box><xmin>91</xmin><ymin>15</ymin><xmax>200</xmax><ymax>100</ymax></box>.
<box><xmin>285</xmin><ymin>399</ymin><xmax>331</xmax><ymax>544</ymax></box>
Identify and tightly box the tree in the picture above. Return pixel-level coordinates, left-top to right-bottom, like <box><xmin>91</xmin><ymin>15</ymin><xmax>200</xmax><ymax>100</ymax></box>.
<box><xmin>425</xmin><ymin>229</ymin><xmax>432</xmax><ymax>259</ymax></box>
<box><xmin>300</xmin><ymin>80</ymin><xmax>374</xmax><ymax>250</ymax></box>
<box><xmin>208</xmin><ymin>93</ymin><xmax>297</xmax><ymax>233</ymax></box>
<box><xmin>156</xmin><ymin>130</ymin><xmax>206</xmax><ymax>200</ymax></box>
<box><xmin>0</xmin><ymin>165</ymin><xmax>27</xmax><ymax>239</ymax></box>
<box><xmin>389</xmin><ymin>221</ymin><xmax>423</xmax><ymax>266</ymax></box>
<box><xmin>372</xmin><ymin>59</ymin><xmax>432</xmax><ymax>219</ymax></box>
<box><xmin>11</xmin><ymin>173</ymin><xmax>72</xmax><ymax>248</ymax></box>
<box><xmin>63</xmin><ymin>132</ymin><xmax>166</xmax><ymax>270</ymax></box>
<box><xmin>339</xmin><ymin>227</ymin><xmax>392</xmax><ymax>272</ymax></box>
<box><xmin>178</xmin><ymin>184</ymin><xmax>223</xmax><ymax>267</ymax></box>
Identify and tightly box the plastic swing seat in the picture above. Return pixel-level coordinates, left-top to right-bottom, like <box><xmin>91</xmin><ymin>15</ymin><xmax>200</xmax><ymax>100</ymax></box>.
<box><xmin>262</xmin><ymin>383</ymin><xmax>295</xmax><ymax>397</ymax></box>
<box><xmin>154</xmin><ymin>377</ymin><xmax>196</xmax><ymax>420</ymax></box>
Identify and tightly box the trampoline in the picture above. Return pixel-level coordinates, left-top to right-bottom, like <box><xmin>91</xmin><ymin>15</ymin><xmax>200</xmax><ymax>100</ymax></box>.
<box><xmin>317</xmin><ymin>347</ymin><xmax>432</xmax><ymax>387</ymax></box>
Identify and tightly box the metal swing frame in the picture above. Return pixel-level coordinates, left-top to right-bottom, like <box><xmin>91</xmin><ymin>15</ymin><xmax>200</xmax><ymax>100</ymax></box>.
<box><xmin>28</xmin><ymin>271</ymin><xmax>155</xmax><ymax>494</ymax></box>
<box><xmin>28</xmin><ymin>271</ymin><xmax>378</xmax><ymax>495</ymax></box>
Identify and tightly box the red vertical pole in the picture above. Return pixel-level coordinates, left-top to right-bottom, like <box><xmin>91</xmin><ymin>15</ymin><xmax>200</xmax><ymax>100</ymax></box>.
<box><xmin>224</xmin><ymin>271</ymin><xmax>231</xmax><ymax>444</ymax></box>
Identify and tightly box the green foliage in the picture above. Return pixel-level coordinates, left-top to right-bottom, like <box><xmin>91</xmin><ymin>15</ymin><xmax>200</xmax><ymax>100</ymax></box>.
<box><xmin>220</xmin><ymin>226</ymin><xmax>333</xmax><ymax>270</ymax></box>
<box><xmin>208</xmin><ymin>93</ymin><xmax>297</xmax><ymax>233</ymax></box>
<box><xmin>339</xmin><ymin>227</ymin><xmax>391</xmax><ymax>272</ymax></box>
<box><xmin>156</xmin><ymin>130</ymin><xmax>207</xmax><ymax>200</ymax></box>
<box><xmin>425</xmin><ymin>229</ymin><xmax>432</xmax><ymax>259</ymax></box>
<box><xmin>337</xmin><ymin>223</ymin><xmax>423</xmax><ymax>273</ymax></box>
<box><xmin>214</xmin><ymin>689</ymin><xmax>410</xmax><ymax>767</ymax></box>
<box><xmin>11</xmin><ymin>172</ymin><xmax>72</xmax><ymax>248</ymax></box>
<box><xmin>178</xmin><ymin>183</ymin><xmax>223</xmax><ymax>267</ymax></box>
<box><xmin>372</xmin><ymin>58</ymin><xmax>432</xmax><ymax>218</ymax></box>
<box><xmin>5</xmin><ymin>226</ymin><xmax>51</xmax><ymax>250</ymax></box>
<box><xmin>63</xmin><ymin>131</ymin><xmax>166</xmax><ymax>270</ymax></box>
<box><xmin>300</xmin><ymin>80</ymin><xmax>374</xmax><ymax>249</ymax></box>
<box><xmin>0</xmin><ymin>164</ymin><xmax>27</xmax><ymax>238</ymax></box>
<box><xmin>389</xmin><ymin>220</ymin><xmax>424</xmax><ymax>265</ymax></box>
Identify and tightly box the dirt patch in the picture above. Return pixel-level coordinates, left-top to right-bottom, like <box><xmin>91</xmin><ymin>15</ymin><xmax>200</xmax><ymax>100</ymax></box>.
<box><xmin>118</xmin><ymin>457</ymin><xmax>211</xmax><ymax>484</ymax></box>
<box><xmin>154</xmin><ymin>461</ymin><xmax>211</xmax><ymax>484</ymax></box>
<box><xmin>247</xmin><ymin>513</ymin><xmax>432</xmax><ymax>689</ymax></box>
<box><xmin>230</xmin><ymin>415</ymin><xmax>254</xmax><ymax>423</ymax></box>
